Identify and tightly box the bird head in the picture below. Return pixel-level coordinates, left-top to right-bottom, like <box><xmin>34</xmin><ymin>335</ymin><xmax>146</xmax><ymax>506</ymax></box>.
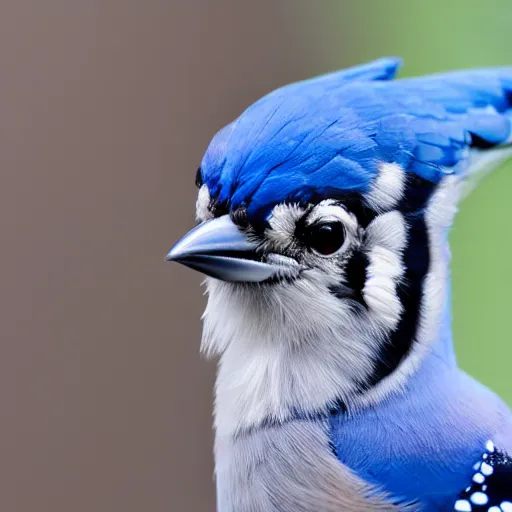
<box><xmin>166</xmin><ymin>58</ymin><xmax>512</xmax><ymax>425</ymax></box>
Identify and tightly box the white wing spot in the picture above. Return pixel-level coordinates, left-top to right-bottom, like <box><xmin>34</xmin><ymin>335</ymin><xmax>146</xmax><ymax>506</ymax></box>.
<box><xmin>456</xmin><ymin>441</ymin><xmax>504</xmax><ymax>512</ymax></box>
<box><xmin>469</xmin><ymin>492</ymin><xmax>488</xmax><ymax>506</ymax></box>
<box><xmin>454</xmin><ymin>499</ymin><xmax>472</xmax><ymax>511</ymax></box>
<box><xmin>472</xmin><ymin>472</ymin><xmax>484</xmax><ymax>484</ymax></box>
<box><xmin>480</xmin><ymin>462</ymin><xmax>493</xmax><ymax>476</ymax></box>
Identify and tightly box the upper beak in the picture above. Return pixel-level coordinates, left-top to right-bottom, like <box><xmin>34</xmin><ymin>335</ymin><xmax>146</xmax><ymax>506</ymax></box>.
<box><xmin>166</xmin><ymin>215</ymin><xmax>284</xmax><ymax>282</ymax></box>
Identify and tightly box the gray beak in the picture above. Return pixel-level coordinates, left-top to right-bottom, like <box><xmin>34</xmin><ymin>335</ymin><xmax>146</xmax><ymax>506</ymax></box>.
<box><xmin>166</xmin><ymin>215</ymin><xmax>282</xmax><ymax>282</ymax></box>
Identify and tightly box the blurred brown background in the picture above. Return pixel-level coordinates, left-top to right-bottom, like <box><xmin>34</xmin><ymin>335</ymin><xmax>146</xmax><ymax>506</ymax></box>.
<box><xmin>3</xmin><ymin>1</ymin><xmax>512</xmax><ymax>511</ymax></box>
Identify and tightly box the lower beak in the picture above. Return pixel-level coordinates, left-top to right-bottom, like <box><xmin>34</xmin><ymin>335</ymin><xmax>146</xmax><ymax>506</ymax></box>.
<box><xmin>166</xmin><ymin>215</ymin><xmax>286</xmax><ymax>282</ymax></box>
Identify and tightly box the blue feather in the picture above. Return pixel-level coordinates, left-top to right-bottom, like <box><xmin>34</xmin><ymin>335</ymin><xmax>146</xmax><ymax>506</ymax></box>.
<box><xmin>183</xmin><ymin>59</ymin><xmax>512</xmax><ymax>509</ymax></box>
<box><xmin>201</xmin><ymin>58</ymin><xmax>512</xmax><ymax>220</ymax></box>
<box><xmin>327</xmin><ymin>295</ymin><xmax>512</xmax><ymax>509</ymax></box>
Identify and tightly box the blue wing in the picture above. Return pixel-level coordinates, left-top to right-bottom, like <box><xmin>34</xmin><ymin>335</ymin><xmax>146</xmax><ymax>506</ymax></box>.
<box><xmin>454</xmin><ymin>442</ymin><xmax>512</xmax><ymax>511</ymax></box>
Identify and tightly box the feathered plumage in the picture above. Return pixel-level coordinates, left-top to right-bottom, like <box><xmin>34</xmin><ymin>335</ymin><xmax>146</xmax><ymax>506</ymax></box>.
<box><xmin>167</xmin><ymin>58</ymin><xmax>512</xmax><ymax>511</ymax></box>
<box><xmin>201</xmin><ymin>57</ymin><xmax>512</xmax><ymax>221</ymax></box>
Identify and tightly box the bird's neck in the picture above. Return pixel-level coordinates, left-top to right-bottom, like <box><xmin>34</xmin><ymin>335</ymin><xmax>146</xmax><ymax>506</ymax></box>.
<box><xmin>213</xmin><ymin>281</ymin><xmax>457</xmax><ymax>437</ymax></box>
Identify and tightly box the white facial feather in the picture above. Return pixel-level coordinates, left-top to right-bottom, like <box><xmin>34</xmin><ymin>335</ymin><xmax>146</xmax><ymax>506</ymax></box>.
<box><xmin>363</xmin><ymin>251</ymin><xmax>404</xmax><ymax>331</ymax></box>
<box><xmin>365</xmin><ymin>162</ymin><xmax>406</xmax><ymax>212</ymax></box>
<box><xmin>362</xmin><ymin>211</ymin><xmax>407</xmax><ymax>330</ymax></box>
<box><xmin>417</xmin><ymin>175</ymin><xmax>458</xmax><ymax>345</ymax></box>
<box><xmin>307</xmin><ymin>200</ymin><xmax>359</xmax><ymax>228</ymax></box>
<box><xmin>196</xmin><ymin>184</ymin><xmax>213</xmax><ymax>222</ymax></box>
<box><xmin>263</xmin><ymin>202</ymin><xmax>304</xmax><ymax>251</ymax></box>
<box><xmin>204</xmin><ymin>273</ymin><xmax>385</xmax><ymax>435</ymax></box>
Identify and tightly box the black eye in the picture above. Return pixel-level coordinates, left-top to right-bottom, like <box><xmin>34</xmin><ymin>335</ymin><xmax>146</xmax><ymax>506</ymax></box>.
<box><xmin>301</xmin><ymin>221</ymin><xmax>346</xmax><ymax>256</ymax></box>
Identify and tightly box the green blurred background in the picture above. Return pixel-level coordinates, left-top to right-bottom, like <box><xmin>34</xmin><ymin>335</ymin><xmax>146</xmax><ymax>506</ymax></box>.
<box><xmin>4</xmin><ymin>1</ymin><xmax>511</xmax><ymax>511</ymax></box>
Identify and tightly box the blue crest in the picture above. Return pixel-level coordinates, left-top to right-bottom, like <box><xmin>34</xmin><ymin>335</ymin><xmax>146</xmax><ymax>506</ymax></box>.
<box><xmin>200</xmin><ymin>58</ymin><xmax>512</xmax><ymax>220</ymax></box>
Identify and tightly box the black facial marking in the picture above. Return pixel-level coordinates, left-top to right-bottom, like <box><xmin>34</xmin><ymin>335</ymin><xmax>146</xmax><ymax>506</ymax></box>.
<box><xmin>398</xmin><ymin>174</ymin><xmax>437</xmax><ymax>213</ymax></box>
<box><xmin>209</xmin><ymin>197</ymin><xmax>230</xmax><ymax>218</ymax></box>
<box><xmin>195</xmin><ymin>167</ymin><xmax>203</xmax><ymax>188</ymax></box>
<box><xmin>201</xmin><ymin>184</ymin><xmax>231</xmax><ymax>219</ymax></box>
<box><xmin>288</xmin><ymin>190</ymin><xmax>378</xmax><ymax>228</ymax></box>
<box><xmin>230</xmin><ymin>206</ymin><xmax>250</xmax><ymax>229</ymax></box>
<box><xmin>222</xmin><ymin>189</ymin><xmax>380</xmax><ymax>239</ymax></box>
<box><xmin>328</xmin><ymin>283</ymin><xmax>355</xmax><ymax>300</ymax></box>
<box><xmin>330</xmin><ymin>250</ymin><xmax>369</xmax><ymax>309</ymax></box>
<box><xmin>366</xmin><ymin>214</ymin><xmax>430</xmax><ymax>387</ymax></box>
<box><xmin>341</xmin><ymin>195</ymin><xmax>378</xmax><ymax>228</ymax></box>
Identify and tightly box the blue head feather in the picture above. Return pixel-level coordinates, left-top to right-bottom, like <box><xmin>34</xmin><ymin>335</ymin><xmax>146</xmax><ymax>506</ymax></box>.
<box><xmin>200</xmin><ymin>58</ymin><xmax>512</xmax><ymax>222</ymax></box>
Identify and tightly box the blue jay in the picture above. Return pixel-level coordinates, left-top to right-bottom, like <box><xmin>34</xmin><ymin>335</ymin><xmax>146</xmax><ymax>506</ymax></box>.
<box><xmin>166</xmin><ymin>58</ymin><xmax>512</xmax><ymax>511</ymax></box>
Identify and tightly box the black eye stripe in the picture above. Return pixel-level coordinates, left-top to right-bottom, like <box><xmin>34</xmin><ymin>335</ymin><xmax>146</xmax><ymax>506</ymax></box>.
<box><xmin>331</xmin><ymin>250</ymin><xmax>369</xmax><ymax>309</ymax></box>
<box><xmin>398</xmin><ymin>174</ymin><xmax>437</xmax><ymax>212</ymax></box>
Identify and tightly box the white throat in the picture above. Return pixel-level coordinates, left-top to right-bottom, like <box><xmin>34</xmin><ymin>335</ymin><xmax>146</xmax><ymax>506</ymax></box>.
<box><xmin>203</xmin><ymin>275</ymin><xmax>387</xmax><ymax>436</ymax></box>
